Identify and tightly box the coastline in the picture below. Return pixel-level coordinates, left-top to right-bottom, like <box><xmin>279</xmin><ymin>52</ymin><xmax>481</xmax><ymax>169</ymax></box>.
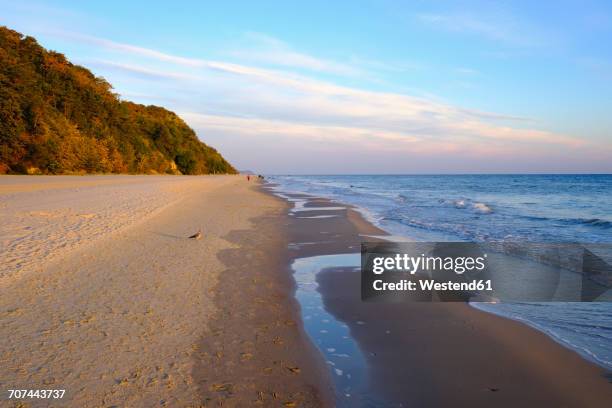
<box><xmin>265</xmin><ymin>181</ymin><xmax>612</xmax><ymax>406</ymax></box>
<box><xmin>1</xmin><ymin>175</ymin><xmax>610</xmax><ymax>407</ymax></box>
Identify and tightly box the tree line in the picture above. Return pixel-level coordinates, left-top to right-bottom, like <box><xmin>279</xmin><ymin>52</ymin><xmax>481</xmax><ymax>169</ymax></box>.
<box><xmin>0</xmin><ymin>26</ymin><xmax>236</xmax><ymax>175</ymax></box>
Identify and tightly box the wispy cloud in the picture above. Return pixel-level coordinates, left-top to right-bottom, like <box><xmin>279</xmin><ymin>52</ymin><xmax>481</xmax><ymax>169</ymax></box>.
<box><xmin>228</xmin><ymin>32</ymin><xmax>364</xmax><ymax>77</ymax></box>
<box><xmin>416</xmin><ymin>12</ymin><xmax>551</xmax><ymax>47</ymax></box>
<box><xmin>85</xmin><ymin>60</ymin><xmax>201</xmax><ymax>81</ymax></box>
<box><xmin>52</xmin><ymin>31</ymin><xmax>609</xmax><ymax>172</ymax></box>
<box><xmin>60</xmin><ymin>32</ymin><xmax>209</xmax><ymax>67</ymax></box>
<box><xmin>181</xmin><ymin>112</ymin><xmax>578</xmax><ymax>154</ymax></box>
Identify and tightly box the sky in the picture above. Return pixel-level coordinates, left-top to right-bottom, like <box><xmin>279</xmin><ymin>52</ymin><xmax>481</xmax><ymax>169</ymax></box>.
<box><xmin>1</xmin><ymin>0</ymin><xmax>611</xmax><ymax>174</ymax></box>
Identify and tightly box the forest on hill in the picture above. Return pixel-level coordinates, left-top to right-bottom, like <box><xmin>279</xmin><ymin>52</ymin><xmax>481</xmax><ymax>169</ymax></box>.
<box><xmin>0</xmin><ymin>26</ymin><xmax>236</xmax><ymax>175</ymax></box>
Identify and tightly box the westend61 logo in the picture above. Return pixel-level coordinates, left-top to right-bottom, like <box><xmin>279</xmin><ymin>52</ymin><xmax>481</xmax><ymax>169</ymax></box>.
<box><xmin>361</xmin><ymin>242</ymin><xmax>612</xmax><ymax>303</ymax></box>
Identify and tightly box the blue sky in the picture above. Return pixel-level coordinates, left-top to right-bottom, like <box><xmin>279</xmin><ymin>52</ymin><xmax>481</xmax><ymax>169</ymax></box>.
<box><xmin>1</xmin><ymin>0</ymin><xmax>611</xmax><ymax>173</ymax></box>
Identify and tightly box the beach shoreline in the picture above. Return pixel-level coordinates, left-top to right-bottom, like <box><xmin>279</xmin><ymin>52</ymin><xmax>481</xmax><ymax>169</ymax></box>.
<box><xmin>1</xmin><ymin>175</ymin><xmax>610</xmax><ymax>407</ymax></box>
<box><xmin>264</xmin><ymin>181</ymin><xmax>612</xmax><ymax>407</ymax></box>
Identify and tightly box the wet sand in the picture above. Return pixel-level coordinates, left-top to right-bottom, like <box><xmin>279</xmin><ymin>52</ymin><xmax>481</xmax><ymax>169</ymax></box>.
<box><xmin>271</xmin><ymin>187</ymin><xmax>612</xmax><ymax>407</ymax></box>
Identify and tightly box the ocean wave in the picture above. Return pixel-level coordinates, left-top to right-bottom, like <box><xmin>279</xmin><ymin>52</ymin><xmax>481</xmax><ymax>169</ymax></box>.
<box><xmin>397</xmin><ymin>194</ymin><xmax>409</xmax><ymax>203</ymax></box>
<box><xmin>271</xmin><ymin>175</ymin><xmax>612</xmax><ymax>243</ymax></box>
<box><xmin>450</xmin><ymin>199</ymin><xmax>492</xmax><ymax>214</ymax></box>
<box><xmin>454</xmin><ymin>199</ymin><xmax>466</xmax><ymax>209</ymax></box>
<box><xmin>519</xmin><ymin>215</ymin><xmax>551</xmax><ymax>221</ymax></box>
<box><xmin>560</xmin><ymin>218</ymin><xmax>612</xmax><ymax>229</ymax></box>
<box><xmin>473</xmin><ymin>202</ymin><xmax>493</xmax><ymax>214</ymax></box>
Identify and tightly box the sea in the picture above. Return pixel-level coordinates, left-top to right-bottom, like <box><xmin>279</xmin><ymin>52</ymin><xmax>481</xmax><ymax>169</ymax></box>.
<box><xmin>268</xmin><ymin>174</ymin><xmax>612</xmax><ymax>371</ymax></box>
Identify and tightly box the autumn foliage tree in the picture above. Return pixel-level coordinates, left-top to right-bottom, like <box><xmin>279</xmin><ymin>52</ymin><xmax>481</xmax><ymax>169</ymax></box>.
<box><xmin>0</xmin><ymin>26</ymin><xmax>236</xmax><ymax>175</ymax></box>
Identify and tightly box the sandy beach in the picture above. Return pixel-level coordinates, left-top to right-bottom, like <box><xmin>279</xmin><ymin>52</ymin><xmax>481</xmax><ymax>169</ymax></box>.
<box><xmin>1</xmin><ymin>175</ymin><xmax>611</xmax><ymax>407</ymax></box>
<box><xmin>0</xmin><ymin>176</ymin><xmax>331</xmax><ymax>407</ymax></box>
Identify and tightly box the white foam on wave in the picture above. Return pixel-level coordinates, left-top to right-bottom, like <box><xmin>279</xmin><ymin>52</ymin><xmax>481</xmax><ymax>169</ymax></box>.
<box><xmin>266</xmin><ymin>177</ymin><xmax>418</xmax><ymax>242</ymax></box>
<box><xmin>473</xmin><ymin>202</ymin><xmax>493</xmax><ymax>213</ymax></box>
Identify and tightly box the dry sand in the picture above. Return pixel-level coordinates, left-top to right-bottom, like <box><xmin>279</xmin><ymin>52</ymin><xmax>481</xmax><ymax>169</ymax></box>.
<box><xmin>1</xmin><ymin>175</ymin><xmax>201</xmax><ymax>286</ymax></box>
<box><xmin>0</xmin><ymin>176</ymin><xmax>330</xmax><ymax>407</ymax></box>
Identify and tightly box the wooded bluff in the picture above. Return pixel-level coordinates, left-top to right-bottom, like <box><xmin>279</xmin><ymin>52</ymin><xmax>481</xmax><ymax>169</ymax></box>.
<box><xmin>0</xmin><ymin>27</ymin><xmax>236</xmax><ymax>175</ymax></box>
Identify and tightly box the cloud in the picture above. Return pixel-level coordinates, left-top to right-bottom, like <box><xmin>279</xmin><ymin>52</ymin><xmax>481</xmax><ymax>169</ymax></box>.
<box><xmin>54</xmin><ymin>31</ymin><xmax>609</xmax><ymax>172</ymax></box>
<box><xmin>416</xmin><ymin>12</ymin><xmax>550</xmax><ymax>47</ymax></box>
<box><xmin>181</xmin><ymin>112</ymin><xmax>421</xmax><ymax>149</ymax></box>
<box><xmin>84</xmin><ymin>60</ymin><xmax>201</xmax><ymax>81</ymax></box>
<box><xmin>66</xmin><ymin>31</ymin><xmax>363</xmax><ymax>78</ymax></box>
<box><xmin>181</xmin><ymin>111</ymin><xmax>580</xmax><ymax>151</ymax></box>
<box><xmin>228</xmin><ymin>32</ymin><xmax>364</xmax><ymax>77</ymax></box>
<box><xmin>227</xmin><ymin>32</ymin><xmax>424</xmax><ymax>82</ymax></box>
<box><xmin>181</xmin><ymin>113</ymin><xmax>609</xmax><ymax>175</ymax></box>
